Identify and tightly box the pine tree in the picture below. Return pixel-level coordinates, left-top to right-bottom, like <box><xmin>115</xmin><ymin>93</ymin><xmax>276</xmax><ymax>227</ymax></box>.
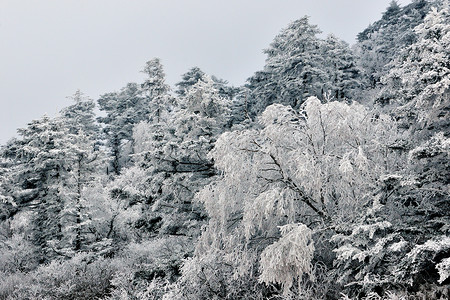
<box><xmin>332</xmin><ymin>131</ymin><xmax>449</xmax><ymax>298</ymax></box>
<box><xmin>5</xmin><ymin>117</ymin><xmax>73</xmax><ymax>261</ymax></box>
<box><xmin>380</xmin><ymin>1</ymin><xmax>450</xmax><ymax>136</ymax></box>
<box><xmin>355</xmin><ymin>0</ymin><xmax>431</xmax><ymax>91</ymax></box>
<box><xmin>176</xmin><ymin>67</ymin><xmax>238</xmax><ymax>100</ymax></box>
<box><xmin>59</xmin><ymin>91</ymin><xmax>104</xmax><ymax>252</ymax></box>
<box><xmin>175</xmin><ymin>67</ymin><xmax>206</xmax><ymax>96</ymax></box>
<box><xmin>60</xmin><ymin>90</ymin><xmax>99</xmax><ymax>137</ymax></box>
<box><xmin>0</xmin><ymin>153</ymin><xmax>15</xmax><ymax>220</ymax></box>
<box><xmin>97</xmin><ymin>83</ymin><xmax>145</xmax><ymax>174</ymax></box>
<box><xmin>322</xmin><ymin>34</ymin><xmax>361</xmax><ymax>100</ymax></box>
<box><xmin>141</xmin><ymin>58</ymin><xmax>172</xmax><ymax>124</ymax></box>
<box><xmin>130</xmin><ymin>75</ymin><xmax>231</xmax><ymax>239</ymax></box>
<box><xmin>59</xmin><ymin>131</ymin><xmax>104</xmax><ymax>253</ymax></box>
<box><xmin>246</xmin><ymin>17</ymin><xmax>326</xmax><ymax>116</ymax></box>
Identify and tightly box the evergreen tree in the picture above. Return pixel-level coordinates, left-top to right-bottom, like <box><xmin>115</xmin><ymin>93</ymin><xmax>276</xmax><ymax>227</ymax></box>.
<box><xmin>58</xmin><ymin>90</ymin><xmax>105</xmax><ymax>252</ymax></box>
<box><xmin>175</xmin><ymin>67</ymin><xmax>206</xmax><ymax>96</ymax></box>
<box><xmin>60</xmin><ymin>90</ymin><xmax>99</xmax><ymax>137</ymax></box>
<box><xmin>4</xmin><ymin>117</ymin><xmax>73</xmax><ymax>261</ymax></box>
<box><xmin>98</xmin><ymin>75</ymin><xmax>232</xmax><ymax>285</ymax></box>
<box><xmin>98</xmin><ymin>59</ymin><xmax>173</xmax><ymax>174</ymax></box>
<box><xmin>59</xmin><ymin>131</ymin><xmax>104</xmax><ymax>253</ymax></box>
<box><xmin>141</xmin><ymin>58</ymin><xmax>172</xmax><ymax>123</ymax></box>
<box><xmin>332</xmin><ymin>133</ymin><xmax>449</xmax><ymax>298</ymax></box>
<box><xmin>380</xmin><ymin>2</ymin><xmax>450</xmax><ymax>137</ymax></box>
<box><xmin>246</xmin><ymin>17</ymin><xmax>326</xmax><ymax>116</ymax></box>
<box><xmin>97</xmin><ymin>83</ymin><xmax>145</xmax><ymax>174</ymax></box>
<box><xmin>322</xmin><ymin>34</ymin><xmax>361</xmax><ymax>100</ymax></box>
<box><xmin>355</xmin><ymin>0</ymin><xmax>431</xmax><ymax>91</ymax></box>
<box><xmin>0</xmin><ymin>153</ymin><xmax>16</xmax><ymax>221</ymax></box>
<box><xmin>245</xmin><ymin>17</ymin><xmax>361</xmax><ymax>118</ymax></box>
<box><xmin>1</xmin><ymin>109</ymin><xmax>105</xmax><ymax>259</ymax></box>
<box><xmin>130</xmin><ymin>75</ymin><xmax>231</xmax><ymax>238</ymax></box>
<box><xmin>176</xmin><ymin>67</ymin><xmax>238</xmax><ymax>101</ymax></box>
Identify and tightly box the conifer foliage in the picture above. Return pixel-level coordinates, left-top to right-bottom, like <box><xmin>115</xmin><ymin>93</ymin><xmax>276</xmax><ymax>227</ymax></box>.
<box><xmin>0</xmin><ymin>1</ymin><xmax>449</xmax><ymax>299</ymax></box>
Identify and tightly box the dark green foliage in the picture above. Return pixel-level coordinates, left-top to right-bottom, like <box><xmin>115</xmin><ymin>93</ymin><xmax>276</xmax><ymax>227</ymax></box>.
<box><xmin>98</xmin><ymin>83</ymin><xmax>146</xmax><ymax>175</ymax></box>
<box><xmin>175</xmin><ymin>67</ymin><xmax>206</xmax><ymax>96</ymax></box>
<box><xmin>245</xmin><ymin>17</ymin><xmax>362</xmax><ymax>118</ymax></box>
<box><xmin>356</xmin><ymin>0</ymin><xmax>432</xmax><ymax>89</ymax></box>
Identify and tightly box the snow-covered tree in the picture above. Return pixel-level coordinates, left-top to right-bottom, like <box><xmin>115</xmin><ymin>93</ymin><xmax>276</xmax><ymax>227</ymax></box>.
<box><xmin>380</xmin><ymin>2</ymin><xmax>450</xmax><ymax>137</ymax></box>
<box><xmin>0</xmin><ymin>153</ymin><xmax>15</xmax><ymax>218</ymax></box>
<box><xmin>59</xmin><ymin>132</ymin><xmax>105</xmax><ymax>252</ymax></box>
<box><xmin>322</xmin><ymin>34</ymin><xmax>361</xmax><ymax>100</ymax></box>
<box><xmin>130</xmin><ymin>75</ymin><xmax>231</xmax><ymax>236</ymax></box>
<box><xmin>1</xmin><ymin>5</ymin><xmax>448</xmax><ymax>298</ymax></box>
<box><xmin>356</xmin><ymin>0</ymin><xmax>403</xmax><ymax>89</ymax></box>
<box><xmin>355</xmin><ymin>0</ymin><xmax>431</xmax><ymax>91</ymax></box>
<box><xmin>95</xmin><ymin>74</ymin><xmax>232</xmax><ymax>287</ymax></box>
<box><xmin>0</xmin><ymin>111</ymin><xmax>107</xmax><ymax>259</ymax></box>
<box><xmin>173</xmin><ymin>98</ymin><xmax>404</xmax><ymax>298</ymax></box>
<box><xmin>332</xmin><ymin>132</ymin><xmax>449</xmax><ymax>298</ymax></box>
<box><xmin>60</xmin><ymin>90</ymin><xmax>99</xmax><ymax>137</ymax></box>
<box><xmin>97</xmin><ymin>83</ymin><xmax>146</xmax><ymax>174</ymax></box>
<box><xmin>141</xmin><ymin>58</ymin><xmax>173</xmax><ymax>124</ymax></box>
<box><xmin>56</xmin><ymin>91</ymin><xmax>106</xmax><ymax>252</ymax></box>
<box><xmin>246</xmin><ymin>17</ymin><xmax>363</xmax><ymax>119</ymax></box>
<box><xmin>176</xmin><ymin>67</ymin><xmax>238</xmax><ymax>101</ymax></box>
<box><xmin>2</xmin><ymin>117</ymin><xmax>74</xmax><ymax>260</ymax></box>
<box><xmin>98</xmin><ymin>59</ymin><xmax>174</xmax><ymax>174</ymax></box>
<box><xmin>175</xmin><ymin>67</ymin><xmax>206</xmax><ymax>96</ymax></box>
<box><xmin>246</xmin><ymin>17</ymin><xmax>326</xmax><ymax>116</ymax></box>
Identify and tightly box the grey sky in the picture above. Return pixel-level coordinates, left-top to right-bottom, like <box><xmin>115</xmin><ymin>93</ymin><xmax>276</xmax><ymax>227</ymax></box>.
<box><xmin>0</xmin><ymin>0</ymin><xmax>410</xmax><ymax>145</ymax></box>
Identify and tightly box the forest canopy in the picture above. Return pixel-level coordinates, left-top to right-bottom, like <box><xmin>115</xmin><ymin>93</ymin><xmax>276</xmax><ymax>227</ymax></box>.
<box><xmin>0</xmin><ymin>1</ymin><xmax>449</xmax><ymax>299</ymax></box>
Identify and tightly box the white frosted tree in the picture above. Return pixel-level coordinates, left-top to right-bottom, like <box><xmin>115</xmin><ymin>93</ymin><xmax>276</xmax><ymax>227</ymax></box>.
<box><xmin>0</xmin><ymin>153</ymin><xmax>14</xmax><ymax>210</ymax></box>
<box><xmin>179</xmin><ymin>75</ymin><xmax>231</xmax><ymax>135</ymax></box>
<box><xmin>355</xmin><ymin>0</ymin><xmax>432</xmax><ymax>93</ymax></box>
<box><xmin>355</xmin><ymin>0</ymin><xmax>403</xmax><ymax>89</ymax></box>
<box><xmin>98</xmin><ymin>83</ymin><xmax>145</xmax><ymax>174</ymax></box>
<box><xmin>58</xmin><ymin>131</ymin><xmax>105</xmax><ymax>253</ymax></box>
<box><xmin>95</xmin><ymin>74</ymin><xmax>232</xmax><ymax>287</ymax></box>
<box><xmin>2</xmin><ymin>116</ymin><xmax>75</xmax><ymax>260</ymax></box>
<box><xmin>129</xmin><ymin>75</ymin><xmax>231</xmax><ymax>238</ymax></box>
<box><xmin>141</xmin><ymin>58</ymin><xmax>173</xmax><ymax>124</ymax></box>
<box><xmin>175</xmin><ymin>67</ymin><xmax>206</xmax><ymax>96</ymax></box>
<box><xmin>322</xmin><ymin>34</ymin><xmax>361</xmax><ymax>100</ymax></box>
<box><xmin>259</xmin><ymin>223</ymin><xmax>314</xmax><ymax>294</ymax></box>
<box><xmin>58</xmin><ymin>91</ymin><xmax>105</xmax><ymax>252</ymax></box>
<box><xmin>173</xmin><ymin>97</ymin><xmax>404</xmax><ymax>298</ymax></box>
<box><xmin>0</xmin><ymin>109</ymin><xmax>107</xmax><ymax>259</ymax></box>
<box><xmin>245</xmin><ymin>16</ymin><xmax>364</xmax><ymax>119</ymax></box>
<box><xmin>380</xmin><ymin>2</ymin><xmax>450</xmax><ymax>136</ymax></box>
<box><xmin>60</xmin><ymin>90</ymin><xmax>99</xmax><ymax>137</ymax></box>
<box><xmin>332</xmin><ymin>131</ymin><xmax>450</xmax><ymax>298</ymax></box>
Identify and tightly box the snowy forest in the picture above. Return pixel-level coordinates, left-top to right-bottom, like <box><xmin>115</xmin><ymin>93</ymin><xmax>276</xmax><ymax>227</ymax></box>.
<box><xmin>0</xmin><ymin>0</ymin><xmax>449</xmax><ymax>299</ymax></box>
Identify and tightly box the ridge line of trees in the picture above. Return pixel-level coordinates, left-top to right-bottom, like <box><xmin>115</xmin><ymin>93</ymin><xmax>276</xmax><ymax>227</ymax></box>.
<box><xmin>0</xmin><ymin>1</ymin><xmax>448</xmax><ymax>299</ymax></box>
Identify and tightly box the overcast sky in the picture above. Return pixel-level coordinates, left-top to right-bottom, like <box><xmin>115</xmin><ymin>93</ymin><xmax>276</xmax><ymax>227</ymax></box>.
<box><xmin>0</xmin><ymin>0</ymin><xmax>411</xmax><ymax>145</ymax></box>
